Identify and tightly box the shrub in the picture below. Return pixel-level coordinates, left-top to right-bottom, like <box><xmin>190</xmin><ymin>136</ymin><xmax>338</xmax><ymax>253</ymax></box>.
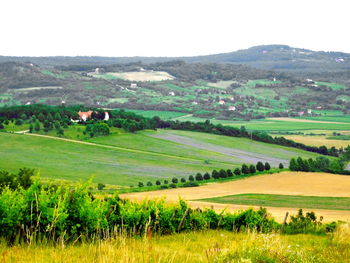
<box><xmin>212</xmin><ymin>170</ymin><xmax>220</xmax><ymax>179</ymax></box>
<box><xmin>138</xmin><ymin>182</ymin><xmax>144</xmax><ymax>187</ymax></box>
<box><xmin>156</xmin><ymin>180</ymin><xmax>161</xmax><ymax>186</ymax></box>
<box><xmin>279</xmin><ymin>163</ymin><xmax>284</xmax><ymax>169</ymax></box>
<box><xmin>195</xmin><ymin>173</ymin><xmax>203</xmax><ymax>181</ymax></box>
<box><xmin>180</xmin><ymin>177</ymin><xmax>186</xmax><ymax>183</ymax></box>
<box><xmin>227</xmin><ymin>169</ymin><xmax>233</xmax><ymax>177</ymax></box>
<box><xmin>163</xmin><ymin>180</ymin><xmax>169</xmax><ymax>184</ymax></box>
<box><xmin>147</xmin><ymin>182</ymin><xmax>153</xmax><ymax>186</ymax></box>
<box><xmin>188</xmin><ymin>175</ymin><xmax>194</xmax><ymax>181</ymax></box>
<box><xmin>97</xmin><ymin>183</ymin><xmax>105</xmax><ymax>190</ymax></box>
<box><xmin>249</xmin><ymin>165</ymin><xmax>256</xmax><ymax>174</ymax></box>
<box><xmin>203</xmin><ymin>172</ymin><xmax>211</xmax><ymax>180</ymax></box>
<box><xmin>172</xmin><ymin>177</ymin><xmax>178</xmax><ymax>184</ymax></box>
<box><xmin>169</xmin><ymin>183</ymin><xmax>177</xmax><ymax>188</ymax></box>
<box><xmin>182</xmin><ymin>182</ymin><xmax>199</xmax><ymax>187</ymax></box>
<box><xmin>264</xmin><ymin>162</ymin><xmax>271</xmax><ymax>171</ymax></box>
<box><xmin>160</xmin><ymin>185</ymin><xmax>169</xmax><ymax>189</ymax></box>
<box><xmin>256</xmin><ymin>161</ymin><xmax>265</xmax><ymax>172</ymax></box>
<box><xmin>241</xmin><ymin>164</ymin><xmax>250</xmax><ymax>174</ymax></box>
<box><xmin>234</xmin><ymin>168</ymin><xmax>241</xmax><ymax>176</ymax></box>
<box><xmin>219</xmin><ymin>169</ymin><xmax>227</xmax><ymax>178</ymax></box>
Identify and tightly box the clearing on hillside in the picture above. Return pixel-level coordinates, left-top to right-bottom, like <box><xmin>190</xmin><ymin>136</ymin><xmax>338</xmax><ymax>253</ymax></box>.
<box><xmin>121</xmin><ymin>171</ymin><xmax>350</xmax><ymax>222</ymax></box>
<box><xmin>91</xmin><ymin>71</ymin><xmax>174</xmax><ymax>81</ymax></box>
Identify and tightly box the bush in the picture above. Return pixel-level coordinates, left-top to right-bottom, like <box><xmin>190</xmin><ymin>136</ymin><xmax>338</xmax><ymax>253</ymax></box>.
<box><xmin>279</xmin><ymin>163</ymin><xmax>284</xmax><ymax>169</ymax></box>
<box><xmin>256</xmin><ymin>161</ymin><xmax>265</xmax><ymax>172</ymax></box>
<box><xmin>227</xmin><ymin>169</ymin><xmax>233</xmax><ymax>177</ymax></box>
<box><xmin>156</xmin><ymin>180</ymin><xmax>161</xmax><ymax>186</ymax></box>
<box><xmin>138</xmin><ymin>182</ymin><xmax>144</xmax><ymax>187</ymax></box>
<box><xmin>160</xmin><ymin>185</ymin><xmax>169</xmax><ymax>189</ymax></box>
<box><xmin>203</xmin><ymin>172</ymin><xmax>211</xmax><ymax>180</ymax></box>
<box><xmin>172</xmin><ymin>177</ymin><xmax>178</xmax><ymax>184</ymax></box>
<box><xmin>97</xmin><ymin>183</ymin><xmax>105</xmax><ymax>190</ymax></box>
<box><xmin>169</xmin><ymin>183</ymin><xmax>177</xmax><ymax>188</ymax></box>
<box><xmin>241</xmin><ymin>164</ymin><xmax>250</xmax><ymax>174</ymax></box>
<box><xmin>164</xmin><ymin>180</ymin><xmax>169</xmax><ymax>184</ymax></box>
<box><xmin>219</xmin><ymin>169</ymin><xmax>227</xmax><ymax>178</ymax></box>
<box><xmin>188</xmin><ymin>175</ymin><xmax>194</xmax><ymax>181</ymax></box>
<box><xmin>249</xmin><ymin>165</ymin><xmax>256</xmax><ymax>174</ymax></box>
<box><xmin>147</xmin><ymin>182</ymin><xmax>153</xmax><ymax>186</ymax></box>
<box><xmin>195</xmin><ymin>173</ymin><xmax>203</xmax><ymax>181</ymax></box>
<box><xmin>180</xmin><ymin>177</ymin><xmax>186</xmax><ymax>183</ymax></box>
<box><xmin>264</xmin><ymin>162</ymin><xmax>271</xmax><ymax>171</ymax></box>
<box><xmin>234</xmin><ymin>168</ymin><xmax>241</xmax><ymax>176</ymax></box>
<box><xmin>182</xmin><ymin>182</ymin><xmax>199</xmax><ymax>187</ymax></box>
<box><xmin>212</xmin><ymin>170</ymin><xmax>220</xmax><ymax>179</ymax></box>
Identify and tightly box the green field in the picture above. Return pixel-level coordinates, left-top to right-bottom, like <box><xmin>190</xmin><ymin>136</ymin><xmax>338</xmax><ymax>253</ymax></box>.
<box><xmin>0</xmin><ymin>128</ymin><xmax>324</xmax><ymax>186</ymax></box>
<box><xmin>201</xmin><ymin>193</ymin><xmax>350</xmax><ymax>210</ymax></box>
<box><xmin>171</xmin><ymin>115</ymin><xmax>350</xmax><ymax>131</ymax></box>
<box><xmin>118</xmin><ymin>109</ymin><xmax>187</xmax><ymax>119</ymax></box>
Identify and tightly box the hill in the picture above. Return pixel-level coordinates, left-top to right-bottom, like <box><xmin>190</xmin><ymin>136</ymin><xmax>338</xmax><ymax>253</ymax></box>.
<box><xmin>1</xmin><ymin>45</ymin><xmax>349</xmax><ymax>73</ymax></box>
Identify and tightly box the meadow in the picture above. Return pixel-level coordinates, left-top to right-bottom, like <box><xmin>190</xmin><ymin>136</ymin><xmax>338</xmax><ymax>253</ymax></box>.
<box><xmin>1</xmin><ymin>229</ymin><xmax>350</xmax><ymax>263</ymax></box>
<box><xmin>0</xmin><ymin>128</ymin><xmax>323</xmax><ymax>187</ymax></box>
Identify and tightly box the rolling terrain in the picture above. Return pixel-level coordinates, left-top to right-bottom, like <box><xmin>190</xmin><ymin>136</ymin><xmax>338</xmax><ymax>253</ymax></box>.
<box><xmin>0</xmin><ymin>129</ymin><xmax>323</xmax><ymax>186</ymax></box>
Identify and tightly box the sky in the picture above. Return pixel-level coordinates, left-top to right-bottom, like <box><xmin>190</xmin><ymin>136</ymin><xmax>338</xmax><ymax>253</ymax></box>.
<box><xmin>1</xmin><ymin>0</ymin><xmax>349</xmax><ymax>57</ymax></box>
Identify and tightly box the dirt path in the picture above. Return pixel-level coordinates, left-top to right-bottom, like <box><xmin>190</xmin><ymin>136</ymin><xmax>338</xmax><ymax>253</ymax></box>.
<box><xmin>121</xmin><ymin>171</ymin><xmax>350</xmax><ymax>222</ymax></box>
<box><xmin>151</xmin><ymin>133</ymin><xmax>289</xmax><ymax>166</ymax></box>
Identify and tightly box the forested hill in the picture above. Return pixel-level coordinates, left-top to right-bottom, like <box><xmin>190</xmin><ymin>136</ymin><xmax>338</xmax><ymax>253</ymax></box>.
<box><xmin>0</xmin><ymin>45</ymin><xmax>349</xmax><ymax>73</ymax></box>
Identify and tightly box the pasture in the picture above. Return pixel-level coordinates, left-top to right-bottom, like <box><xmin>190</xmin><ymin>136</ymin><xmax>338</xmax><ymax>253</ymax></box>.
<box><xmin>0</xmin><ymin>129</ymin><xmax>323</xmax><ymax>186</ymax></box>
<box><xmin>92</xmin><ymin>71</ymin><xmax>174</xmax><ymax>81</ymax></box>
<box><xmin>122</xmin><ymin>171</ymin><xmax>350</xmax><ymax>222</ymax></box>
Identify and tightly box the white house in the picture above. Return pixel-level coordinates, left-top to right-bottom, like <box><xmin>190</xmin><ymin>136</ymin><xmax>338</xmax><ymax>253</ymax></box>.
<box><xmin>219</xmin><ymin>100</ymin><xmax>225</xmax><ymax>105</ymax></box>
<box><xmin>192</xmin><ymin>101</ymin><xmax>198</xmax><ymax>105</ymax></box>
<box><xmin>130</xmin><ymin>83</ymin><xmax>138</xmax><ymax>88</ymax></box>
<box><xmin>307</xmin><ymin>109</ymin><xmax>312</xmax><ymax>114</ymax></box>
<box><xmin>168</xmin><ymin>91</ymin><xmax>175</xmax><ymax>96</ymax></box>
<box><xmin>104</xmin><ymin>112</ymin><xmax>110</xmax><ymax>121</ymax></box>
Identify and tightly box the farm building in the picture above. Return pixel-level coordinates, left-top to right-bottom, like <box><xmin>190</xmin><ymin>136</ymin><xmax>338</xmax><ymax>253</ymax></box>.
<box><xmin>78</xmin><ymin>111</ymin><xmax>93</xmax><ymax>121</ymax></box>
<box><xmin>228</xmin><ymin>106</ymin><xmax>236</xmax><ymax>111</ymax></box>
<box><xmin>130</xmin><ymin>83</ymin><xmax>138</xmax><ymax>88</ymax></box>
<box><xmin>168</xmin><ymin>91</ymin><xmax>175</xmax><ymax>96</ymax></box>
<box><xmin>219</xmin><ymin>100</ymin><xmax>225</xmax><ymax>105</ymax></box>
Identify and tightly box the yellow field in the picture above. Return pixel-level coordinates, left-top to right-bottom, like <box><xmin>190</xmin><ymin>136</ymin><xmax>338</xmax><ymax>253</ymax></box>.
<box><xmin>121</xmin><ymin>172</ymin><xmax>350</xmax><ymax>222</ymax></box>
<box><xmin>267</xmin><ymin>117</ymin><xmax>344</xmax><ymax>124</ymax></box>
<box><xmin>108</xmin><ymin>71</ymin><xmax>174</xmax><ymax>81</ymax></box>
<box><xmin>282</xmin><ymin>135</ymin><xmax>350</xmax><ymax>148</ymax></box>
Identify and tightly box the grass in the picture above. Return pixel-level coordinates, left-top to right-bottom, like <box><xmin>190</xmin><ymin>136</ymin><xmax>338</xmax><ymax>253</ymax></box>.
<box><xmin>119</xmin><ymin>109</ymin><xmax>187</xmax><ymax>119</ymax></box>
<box><xmin>200</xmin><ymin>193</ymin><xmax>350</xmax><ymax>211</ymax></box>
<box><xmin>1</xmin><ymin>229</ymin><xmax>349</xmax><ymax>262</ymax></box>
<box><xmin>316</xmin><ymin>81</ymin><xmax>347</xmax><ymax>90</ymax></box>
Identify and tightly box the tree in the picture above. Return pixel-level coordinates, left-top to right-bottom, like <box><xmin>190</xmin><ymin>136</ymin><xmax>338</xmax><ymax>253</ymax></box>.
<box><xmin>97</xmin><ymin>183</ymin><xmax>106</xmax><ymax>190</ymax></box>
<box><xmin>227</xmin><ymin>169</ymin><xmax>233</xmax><ymax>177</ymax></box>
<box><xmin>315</xmin><ymin>156</ymin><xmax>330</xmax><ymax>171</ymax></box>
<box><xmin>279</xmin><ymin>163</ymin><xmax>284</xmax><ymax>169</ymax></box>
<box><xmin>188</xmin><ymin>175</ymin><xmax>194</xmax><ymax>181</ymax></box>
<box><xmin>234</xmin><ymin>168</ymin><xmax>241</xmax><ymax>176</ymax></box>
<box><xmin>212</xmin><ymin>170</ymin><xmax>220</xmax><ymax>179</ymax></box>
<box><xmin>156</xmin><ymin>180</ymin><xmax>161</xmax><ymax>185</ymax></box>
<box><xmin>195</xmin><ymin>173</ymin><xmax>203</xmax><ymax>181</ymax></box>
<box><xmin>297</xmin><ymin>157</ymin><xmax>309</xmax><ymax>171</ymax></box>
<box><xmin>17</xmin><ymin>168</ymin><xmax>34</xmax><ymax>189</ymax></box>
<box><xmin>15</xmin><ymin>119</ymin><xmax>23</xmax><ymax>125</ymax></box>
<box><xmin>172</xmin><ymin>177</ymin><xmax>178</xmax><ymax>184</ymax></box>
<box><xmin>181</xmin><ymin>177</ymin><xmax>186</xmax><ymax>183</ymax></box>
<box><xmin>241</xmin><ymin>164</ymin><xmax>249</xmax><ymax>174</ymax></box>
<box><xmin>249</xmin><ymin>165</ymin><xmax>256</xmax><ymax>174</ymax></box>
<box><xmin>256</xmin><ymin>161</ymin><xmax>265</xmax><ymax>172</ymax></box>
<box><xmin>219</xmin><ymin>169</ymin><xmax>227</xmax><ymax>178</ymax></box>
<box><xmin>264</xmin><ymin>162</ymin><xmax>271</xmax><ymax>171</ymax></box>
<box><xmin>163</xmin><ymin>180</ymin><xmax>169</xmax><ymax>184</ymax></box>
<box><xmin>29</xmin><ymin>124</ymin><xmax>33</xmax><ymax>133</ymax></box>
<box><xmin>147</xmin><ymin>182</ymin><xmax>153</xmax><ymax>186</ymax></box>
<box><xmin>289</xmin><ymin>158</ymin><xmax>297</xmax><ymax>171</ymax></box>
<box><xmin>34</xmin><ymin>121</ymin><xmax>40</xmax><ymax>132</ymax></box>
<box><xmin>138</xmin><ymin>182</ymin><xmax>144</xmax><ymax>187</ymax></box>
<box><xmin>203</xmin><ymin>172</ymin><xmax>211</xmax><ymax>180</ymax></box>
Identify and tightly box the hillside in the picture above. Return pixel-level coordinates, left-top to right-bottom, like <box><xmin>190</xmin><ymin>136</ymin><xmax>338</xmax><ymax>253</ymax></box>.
<box><xmin>1</xmin><ymin>45</ymin><xmax>349</xmax><ymax>73</ymax></box>
<box><xmin>0</xmin><ymin>129</ymin><xmax>323</xmax><ymax>186</ymax></box>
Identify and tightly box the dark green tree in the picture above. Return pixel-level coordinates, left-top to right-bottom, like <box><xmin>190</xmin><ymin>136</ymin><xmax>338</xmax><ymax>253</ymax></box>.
<box><xmin>203</xmin><ymin>172</ymin><xmax>211</xmax><ymax>180</ymax></box>
<box><xmin>249</xmin><ymin>165</ymin><xmax>256</xmax><ymax>174</ymax></box>
<box><xmin>227</xmin><ymin>169</ymin><xmax>233</xmax><ymax>177</ymax></box>
<box><xmin>241</xmin><ymin>164</ymin><xmax>249</xmax><ymax>174</ymax></box>
<box><xmin>279</xmin><ymin>163</ymin><xmax>284</xmax><ymax>169</ymax></box>
<box><xmin>264</xmin><ymin>162</ymin><xmax>271</xmax><ymax>171</ymax></box>
<box><xmin>256</xmin><ymin>161</ymin><xmax>265</xmax><ymax>172</ymax></box>
<box><xmin>234</xmin><ymin>168</ymin><xmax>241</xmax><ymax>175</ymax></box>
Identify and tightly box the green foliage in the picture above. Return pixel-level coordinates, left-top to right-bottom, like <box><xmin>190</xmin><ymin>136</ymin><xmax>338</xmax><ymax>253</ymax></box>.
<box><xmin>85</xmin><ymin>122</ymin><xmax>110</xmax><ymax>138</ymax></box>
<box><xmin>249</xmin><ymin>165</ymin><xmax>256</xmax><ymax>174</ymax></box>
<box><xmin>0</xmin><ymin>168</ymin><xmax>34</xmax><ymax>190</ymax></box>
<box><xmin>241</xmin><ymin>164</ymin><xmax>249</xmax><ymax>174</ymax></box>
<box><xmin>203</xmin><ymin>172</ymin><xmax>211</xmax><ymax>180</ymax></box>
<box><xmin>97</xmin><ymin>183</ymin><xmax>105</xmax><ymax>190</ymax></box>
<box><xmin>172</xmin><ymin>177</ymin><xmax>178</xmax><ymax>184</ymax></box>
<box><xmin>195</xmin><ymin>173</ymin><xmax>203</xmax><ymax>181</ymax></box>
<box><xmin>188</xmin><ymin>175</ymin><xmax>194</xmax><ymax>182</ymax></box>
<box><xmin>155</xmin><ymin>180</ymin><xmax>161</xmax><ymax>186</ymax></box>
<box><xmin>138</xmin><ymin>182</ymin><xmax>144</xmax><ymax>187</ymax></box>
<box><xmin>284</xmin><ymin>209</ymin><xmax>329</xmax><ymax>234</ymax></box>
<box><xmin>256</xmin><ymin>161</ymin><xmax>265</xmax><ymax>172</ymax></box>
<box><xmin>279</xmin><ymin>163</ymin><xmax>284</xmax><ymax>169</ymax></box>
<box><xmin>234</xmin><ymin>168</ymin><xmax>241</xmax><ymax>176</ymax></box>
<box><xmin>264</xmin><ymin>162</ymin><xmax>271</xmax><ymax>171</ymax></box>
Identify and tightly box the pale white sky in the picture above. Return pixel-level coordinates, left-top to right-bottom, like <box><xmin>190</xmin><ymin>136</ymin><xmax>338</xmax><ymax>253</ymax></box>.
<box><xmin>1</xmin><ymin>0</ymin><xmax>349</xmax><ymax>57</ymax></box>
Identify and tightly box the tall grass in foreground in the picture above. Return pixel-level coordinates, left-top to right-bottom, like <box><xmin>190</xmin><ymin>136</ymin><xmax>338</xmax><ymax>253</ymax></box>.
<box><xmin>1</xmin><ymin>227</ymin><xmax>350</xmax><ymax>262</ymax></box>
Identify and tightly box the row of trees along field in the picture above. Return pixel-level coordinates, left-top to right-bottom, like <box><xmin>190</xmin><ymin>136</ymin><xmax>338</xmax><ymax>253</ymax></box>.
<box><xmin>138</xmin><ymin>161</ymin><xmax>279</xmax><ymax>189</ymax></box>
<box><xmin>0</xmin><ymin>169</ymin><xmax>336</xmax><ymax>244</ymax></box>
<box><xmin>0</xmin><ymin>104</ymin><xmax>342</xmax><ymax>156</ymax></box>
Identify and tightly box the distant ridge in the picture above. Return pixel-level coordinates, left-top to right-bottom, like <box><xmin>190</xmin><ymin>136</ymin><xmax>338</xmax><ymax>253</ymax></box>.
<box><xmin>1</xmin><ymin>45</ymin><xmax>350</xmax><ymax>72</ymax></box>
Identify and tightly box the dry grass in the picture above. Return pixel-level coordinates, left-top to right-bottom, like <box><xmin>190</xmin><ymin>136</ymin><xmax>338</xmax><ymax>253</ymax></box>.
<box><xmin>1</xmin><ymin>229</ymin><xmax>349</xmax><ymax>262</ymax></box>
<box><xmin>108</xmin><ymin>71</ymin><xmax>174</xmax><ymax>81</ymax></box>
<box><xmin>121</xmin><ymin>172</ymin><xmax>350</xmax><ymax>222</ymax></box>
<box><xmin>282</xmin><ymin>135</ymin><xmax>350</xmax><ymax>148</ymax></box>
